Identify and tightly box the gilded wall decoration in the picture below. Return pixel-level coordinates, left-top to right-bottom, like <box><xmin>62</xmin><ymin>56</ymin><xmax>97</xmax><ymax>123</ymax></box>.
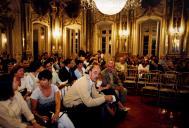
<box><xmin>135</xmin><ymin>0</ymin><xmax>166</xmax><ymax>18</ymax></box>
<box><xmin>62</xmin><ymin>11</ymin><xmax>82</xmax><ymax>26</ymax></box>
<box><xmin>93</xmin><ymin>9</ymin><xmax>117</xmax><ymax>24</ymax></box>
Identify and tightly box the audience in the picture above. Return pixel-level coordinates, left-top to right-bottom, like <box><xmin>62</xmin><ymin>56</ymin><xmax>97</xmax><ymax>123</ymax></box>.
<box><xmin>1</xmin><ymin>50</ymin><xmax>189</xmax><ymax>127</ymax></box>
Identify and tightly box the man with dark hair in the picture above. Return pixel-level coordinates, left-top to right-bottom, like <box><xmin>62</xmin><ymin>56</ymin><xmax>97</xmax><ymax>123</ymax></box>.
<box><xmin>43</xmin><ymin>58</ymin><xmax>64</xmax><ymax>87</ymax></box>
<box><xmin>58</xmin><ymin>58</ymin><xmax>76</xmax><ymax>84</ymax></box>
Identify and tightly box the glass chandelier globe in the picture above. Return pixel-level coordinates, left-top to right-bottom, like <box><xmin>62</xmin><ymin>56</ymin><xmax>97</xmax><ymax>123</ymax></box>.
<box><xmin>94</xmin><ymin>0</ymin><xmax>127</xmax><ymax>15</ymax></box>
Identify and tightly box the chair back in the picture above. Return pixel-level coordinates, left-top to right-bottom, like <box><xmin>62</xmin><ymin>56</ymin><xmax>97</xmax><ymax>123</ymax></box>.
<box><xmin>178</xmin><ymin>72</ymin><xmax>189</xmax><ymax>89</ymax></box>
<box><xmin>160</xmin><ymin>71</ymin><xmax>178</xmax><ymax>89</ymax></box>
<box><xmin>145</xmin><ymin>72</ymin><xmax>161</xmax><ymax>86</ymax></box>
<box><xmin>125</xmin><ymin>68</ymin><xmax>138</xmax><ymax>81</ymax></box>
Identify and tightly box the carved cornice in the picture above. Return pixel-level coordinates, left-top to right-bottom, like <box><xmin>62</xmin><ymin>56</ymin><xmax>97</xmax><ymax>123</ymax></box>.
<box><xmin>31</xmin><ymin>11</ymin><xmax>50</xmax><ymax>25</ymax></box>
<box><xmin>93</xmin><ymin>9</ymin><xmax>117</xmax><ymax>24</ymax></box>
<box><xmin>62</xmin><ymin>11</ymin><xmax>82</xmax><ymax>26</ymax></box>
<box><xmin>135</xmin><ymin>0</ymin><xmax>166</xmax><ymax>19</ymax></box>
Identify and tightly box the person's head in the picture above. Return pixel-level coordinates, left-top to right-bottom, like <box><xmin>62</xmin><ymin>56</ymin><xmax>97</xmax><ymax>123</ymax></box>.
<box><xmin>43</xmin><ymin>58</ymin><xmax>53</xmax><ymax>72</ymax></box>
<box><xmin>76</xmin><ymin>59</ymin><xmax>83</xmax><ymax>69</ymax></box>
<box><xmin>21</xmin><ymin>58</ymin><xmax>29</xmax><ymax>69</ymax></box>
<box><xmin>107</xmin><ymin>60</ymin><xmax>115</xmax><ymax>72</ymax></box>
<box><xmin>0</xmin><ymin>74</ymin><xmax>14</xmax><ymax>101</ymax></box>
<box><xmin>38</xmin><ymin>70</ymin><xmax>52</xmax><ymax>89</ymax></box>
<box><xmin>119</xmin><ymin>57</ymin><xmax>125</xmax><ymax>64</ymax></box>
<box><xmin>43</xmin><ymin>52</ymin><xmax>49</xmax><ymax>59</ymax></box>
<box><xmin>10</xmin><ymin>65</ymin><xmax>24</xmax><ymax>79</ymax></box>
<box><xmin>88</xmin><ymin>62</ymin><xmax>101</xmax><ymax>82</ymax></box>
<box><xmin>141</xmin><ymin>59</ymin><xmax>149</xmax><ymax>67</ymax></box>
<box><xmin>64</xmin><ymin>58</ymin><xmax>75</xmax><ymax>68</ymax></box>
<box><xmin>29</xmin><ymin>60</ymin><xmax>43</xmax><ymax>72</ymax></box>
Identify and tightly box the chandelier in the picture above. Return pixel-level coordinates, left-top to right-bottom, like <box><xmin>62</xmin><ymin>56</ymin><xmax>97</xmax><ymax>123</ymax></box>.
<box><xmin>81</xmin><ymin>0</ymin><xmax>142</xmax><ymax>15</ymax></box>
<box><xmin>94</xmin><ymin>0</ymin><xmax>127</xmax><ymax>15</ymax></box>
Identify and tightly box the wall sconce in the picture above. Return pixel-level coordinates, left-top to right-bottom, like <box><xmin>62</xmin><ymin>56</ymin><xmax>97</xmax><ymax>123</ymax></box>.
<box><xmin>119</xmin><ymin>29</ymin><xmax>129</xmax><ymax>38</ymax></box>
<box><xmin>2</xmin><ymin>33</ymin><xmax>7</xmax><ymax>48</ymax></box>
<box><xmin>169</xmin><ymin>22</ymin><xmax>184</xmax><ymax>37</ymax></box>
<box><xmin>53</xmin><ymin>28</ymin><xmax>61</xmax><ymax>39</ymax></box>
<box><xmin>22</xmin><ymin>37</ymin><xmax>25</xmax><ymax>48</ymax></box>
<box><xmin>168</xmin><ymin>0</ymin><xmax>185</xmax><ymax>53</ymax></box>
<box><xmin>52</xmin><ymin>45</ymin><xmax>55</xmax><ymax>50</ymax></box>
<box><xmin>58</xmin><ymin>45</ymin><xmax>62</xmax><ymax>50</ymax></box>
<box><xmin>169</xmin><ymin>23</ymin><xmax>184</xmax><ymax>52</ymax></box>
<box><xmin>41</xmin><ymin>35</ymin><xmax>45</xmax><ymax>39</ymax></box>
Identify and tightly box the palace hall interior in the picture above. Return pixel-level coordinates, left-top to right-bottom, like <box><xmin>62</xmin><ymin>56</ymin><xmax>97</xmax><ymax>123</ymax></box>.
<box><xmin>1</xmin><ymin>0</ymin><xmax>189</xmax><ymax>128</ymax></box>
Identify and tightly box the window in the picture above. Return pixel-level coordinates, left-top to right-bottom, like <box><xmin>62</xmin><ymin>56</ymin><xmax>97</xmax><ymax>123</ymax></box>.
<box><xmin>101</xmin><ymin>30</ymin><xmax>112</xmax><ymax>54</ymax></box>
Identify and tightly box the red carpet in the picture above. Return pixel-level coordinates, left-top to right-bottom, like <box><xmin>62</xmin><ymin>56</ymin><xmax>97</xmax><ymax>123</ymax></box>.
<box><xmin>112</xmin><ymin>95</ymin><xmax>189</xmax><ymax>128</ymax></box>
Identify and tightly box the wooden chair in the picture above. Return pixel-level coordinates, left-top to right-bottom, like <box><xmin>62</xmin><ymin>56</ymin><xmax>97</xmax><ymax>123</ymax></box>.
<box><xmin>123</xmin><ymin>68</ymin><xmax>138</xmax><ymax>94</ymax></box>
<box><xmin>141</xmin><ymin>72</ymin><xmax>161</xmax><ymax>102</ymax></box>
<box><xmin>159</xmin><ymin>71</ymin><xmax>178</xmax><ymax>104</ymax></box>
<box><xmin>177</xmin><ymin>72</ymin><xmax>189</xmax><ymax>99</ymax></box>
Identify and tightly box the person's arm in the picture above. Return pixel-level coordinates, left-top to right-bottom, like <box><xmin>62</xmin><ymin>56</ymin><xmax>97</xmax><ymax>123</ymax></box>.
<box><xmin>31</xmin><ymin>98</ymin><xmax>40</xmax><ymax>118</ymax></box>
<box><xmin>76</xmin><ymin>79</ymin><xmax>105</xmax><ymax>107</ymax></box>
<box><xmin>51</xmin><ymin>90</ymin><xmax>61</xmax><ymax>123</ymax></box>
<box><xmin>31</xmin><ymin>98</ymin><xmax>49</xmax><ymax>124</ymax></box>
<box><xmin>74</xmin><ymin>70</ymin><xmax>80</xmax><ymax>79</ymax></box>
<box><xmin>16</xmin><ymin>92</ymin><xmax>34</xmax><ymax>122</ymax></box>
<box><xmin>30</xmin><ymin>90</ymin><xmax>49</xmax><ymax>123</ymax></box>
<box><xmin>91</xmin><ymin>84</ymin><xmax>104</xmax><ymax>98</ymax></box>
<box><xmin>0</xmin><ymin>106</ymin><xmax>27</xmax><ymax>128</ymax></box>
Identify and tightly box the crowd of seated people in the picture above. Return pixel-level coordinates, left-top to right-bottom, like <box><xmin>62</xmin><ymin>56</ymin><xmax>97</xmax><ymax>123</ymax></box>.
<box><xmin>0</xmin><ymin>50</ymin><xmax>132</xmax><ymax>128</ymax></box>
<box><xmin>1</xmin><ymin>49</ymin><xmax>189</xmax><ymax>127</ymax></box>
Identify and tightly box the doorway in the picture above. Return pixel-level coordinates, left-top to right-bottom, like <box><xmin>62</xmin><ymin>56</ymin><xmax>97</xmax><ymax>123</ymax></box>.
<box><xmin>139</xmin><ymin>19</ymin><xmax>160</xmax><ymax>56</ymax></box>
<box><xmin>32</xmin><ymin>23</ymin><xmax>48</xmax><ymax>60</ymax></box>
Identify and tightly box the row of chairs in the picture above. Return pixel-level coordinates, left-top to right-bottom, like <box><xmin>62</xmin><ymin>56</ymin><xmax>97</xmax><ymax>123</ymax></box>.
<box><xmin>123</xmin><ymin>69</ymin><xmax>189</xmax><ymax>103</ymax></box>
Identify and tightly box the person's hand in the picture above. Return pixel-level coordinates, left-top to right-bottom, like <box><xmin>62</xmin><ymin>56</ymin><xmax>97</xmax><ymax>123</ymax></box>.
<box><xmin>41</xmin><ymin>115</ymin><xmax>49</xmax><ymax>124</ymax></box>
<box><xmin>104</xmin><ymin>95</ymin><xmax>113</xmax><ymax>102</ymax></box>
<box><xmin>105</xmin><ymin>84</ymin><xmax>111</xmax><ymax>89</ymax></box>
<box><xmin>51</xmin><ymin>113</ymin><xmax>59</xmax><ymax>123</ymax></box>
<box><xmin>115</xmin><ymin>86</ymin><xmax>122</xmax><ymax>91</ymax></box>
<box><xmin>115</xmin><ymin>85</ymin><xmax>125</xmax><ymax>91</ymax></box>
<box><xmin>97</xmin><ymin>86</ymin><xmax>103</xmax><ymax>91</ymax></box>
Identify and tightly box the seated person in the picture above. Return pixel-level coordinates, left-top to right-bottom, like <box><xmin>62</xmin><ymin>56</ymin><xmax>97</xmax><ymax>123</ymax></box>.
<box><xmin>43</xmin><ymin>58</ymin><xmax>67</xmax><ymax>89</ymax></box>
<box><xmin>31</xmin><ymin>70</ymin><xmax>75</xmax><ymax>128</ymax></box>
<box><xmin>25</xmin><ymin>60</ymin><xmax>44</xmax><ymax>92</ymax></box>
<box><xmin>96</xmin><ymin>73</ymin><xmax>130</xmax><ymax>115</ymax></box>
<box><xmin>115</xmin><ymin>57</ymin><xmax>128</xmax><ymax>82</ymax></box>
<box><xmin>138</xmin><ymin>59</ymin><xmax>149</xmax><ymax>79</ymax></box>
<box><xmin>74</xmin><ymin>59</ymin><xmax>86</xmax><ymax>79</ymax></box>
<box><xmin>0</xmin><ymin>74</ymin><xmax>42</xmax><ymax>128</ymax></box>
<box><xmin>58</xmin><ymin>58</ymin><xmax>77</xmax><ymax>85</ymax></box>
<box><xmin>63</xmin><ymin>63</ymin><xmax>113</xmax><ymax>128</ymax></box>
<box><xmin>10</xmin><ymin>65</ymin><xmax>32</xmax><ymax>99</ymax></box>
<box><xmin>101</xmin><ymin>60</ymin><xmax>127</xmax><ymax>104</ymax></box>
